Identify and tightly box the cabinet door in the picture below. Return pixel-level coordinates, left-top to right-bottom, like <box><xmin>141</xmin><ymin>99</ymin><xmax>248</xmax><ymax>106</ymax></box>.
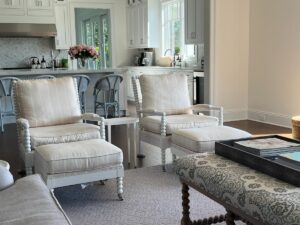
<box><xmin>0</xmin><ymin>0</ymin><xmax>25</xmax><ymax>15</ymax></box>
<box><xmin>184</xmin><ymin>0</ymin><xmax>204</xmax><ymax>44</ymax></box>
<box><xmin>55</xmin><ymin>4</ymin><xmax>70</xmax><ymax>49</ymax></box>
<box><xmin>127</xmin><ymin>6</ymin><xmax>135</xmax><ymax>48</ymax></box>
<box><xmin>27</xmin><ymin>0</ymin><xmax>54</xmax><ymax>16</ymax></box>
<box><xmin>138</xmin><ymin>2</ymin><xmax>148</xmax><ymax>47</ymax></box>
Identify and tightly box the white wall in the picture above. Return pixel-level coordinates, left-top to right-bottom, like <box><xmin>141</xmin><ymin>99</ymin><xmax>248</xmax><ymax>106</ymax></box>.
<box><xmin>212</xmin><ymin>0</ymin><xmax>250</xmax><ymax>121</ymax></box>
<box><xmin>248</xmin><ymin>0</ymin><xmax>300</xmax><ymax>127</ymax></box>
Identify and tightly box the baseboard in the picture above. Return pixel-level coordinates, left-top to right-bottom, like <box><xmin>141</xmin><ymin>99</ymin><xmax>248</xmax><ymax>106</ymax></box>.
<box><xmin>223</xmin><ymin>109</ymin><xmax>248</xmax><ymax>122</ymax></box>
<box><xmin>248</xmin><ymin>109</ymin><xmax>291</xmax><ymax>128</ymax></box>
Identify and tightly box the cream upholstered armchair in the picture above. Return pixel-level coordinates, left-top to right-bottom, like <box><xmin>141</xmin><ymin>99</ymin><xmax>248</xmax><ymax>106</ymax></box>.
<box><xmin>132</xmin><ymin>74</ymin><xmax>223</xmax><ymax>171</ymax></box>
<box><xmin>13</xmin><ymin>77</ymin><xmax>106</xmax><ymax>175</ymax></box>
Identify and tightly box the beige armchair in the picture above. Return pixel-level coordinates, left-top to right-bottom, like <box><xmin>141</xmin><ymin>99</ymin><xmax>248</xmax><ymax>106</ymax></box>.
<box><xmin>132</xmin><ymin>74</ymin><xmax>223</xmax><ymax>171</ymax></box>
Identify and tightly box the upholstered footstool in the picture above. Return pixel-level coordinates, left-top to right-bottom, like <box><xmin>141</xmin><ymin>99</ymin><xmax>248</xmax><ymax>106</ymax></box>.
<box><xmin>175</xmin><ymin>153</ymin><xmax>300</xmax><ymax>225</ymax></box>
<box><xmin>171</xmin><ymin>126</ymin><xmax>251</xmax><ymax>157</ymax></box>
<box><xmin>34</xmin><ymin>139</ymin><xmax>124</xmax><ymax>200</ymax></box>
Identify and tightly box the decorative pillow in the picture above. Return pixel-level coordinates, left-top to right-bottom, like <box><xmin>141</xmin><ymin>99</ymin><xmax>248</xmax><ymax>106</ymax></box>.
<box><xmin>139</xmin><ymin>74</ymin><xmax>192</xmax><ymax>115</ymax></box>
<box><xmin>0</xmin><ymin>166</ymin><xmax>14</xmax><ymax>191</ymax></box>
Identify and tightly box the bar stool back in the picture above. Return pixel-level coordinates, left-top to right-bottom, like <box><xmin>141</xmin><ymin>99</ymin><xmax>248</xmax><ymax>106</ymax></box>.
<box><xmin>93</xmin><ymin>74</ymin><xmax>123</xmax><ymax>118</ymax></box>
<box><xmin>0</xmin><ymin>77</ymin><xmax>20</xmax><ymax>132</ymax></box>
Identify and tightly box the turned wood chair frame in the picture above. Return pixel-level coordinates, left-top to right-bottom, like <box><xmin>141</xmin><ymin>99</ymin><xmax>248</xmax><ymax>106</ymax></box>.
<box><xmin>131</xmin><ymin>75</ymin><xmax>224</xmax><ymax>171</ymax></box>
<box><xmin>180</xmin><ymin>178</ymin><xmax>265</xmax><ymax>225</ymax></box>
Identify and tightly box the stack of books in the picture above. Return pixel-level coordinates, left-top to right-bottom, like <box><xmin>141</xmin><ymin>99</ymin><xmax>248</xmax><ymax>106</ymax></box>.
<box><xmin>276</xmin><ymin>152</ymin><xmax>300</xmax><ymax>170</ymax></box>
<box><xmin>233</xmin><ymin>137</ymin><xmax>300</xmax><ymax>157</ymax></box>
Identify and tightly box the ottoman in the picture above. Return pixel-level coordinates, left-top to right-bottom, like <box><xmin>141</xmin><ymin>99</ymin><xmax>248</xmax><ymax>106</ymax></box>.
<box><xmin>171</xmin><ymin>126</ymin><xmax>251</xmax><ymax>157</ymax></box>
<box><xmin>175</xmin><ymin>153</ymin><xmax>300</xmax><ymax>225</ymax></box>
<box><xmin>35</xmin><ymin>139</ymin><xmax>124</xmax><ymax>200</ymax></box>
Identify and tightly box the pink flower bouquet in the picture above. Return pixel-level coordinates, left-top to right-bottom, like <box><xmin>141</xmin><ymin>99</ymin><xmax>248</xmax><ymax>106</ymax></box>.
<box><xmin>68</xmin><ymin>44</ymin><xmax>99</xmax><ymax>60</ymax></box>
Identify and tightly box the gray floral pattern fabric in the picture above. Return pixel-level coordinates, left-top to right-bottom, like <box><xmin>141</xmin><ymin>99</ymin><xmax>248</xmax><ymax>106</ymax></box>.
<box><xmin>175</xmin><ymin>153</ymin><xmax>300</xmax><ymax>225</ymax></box>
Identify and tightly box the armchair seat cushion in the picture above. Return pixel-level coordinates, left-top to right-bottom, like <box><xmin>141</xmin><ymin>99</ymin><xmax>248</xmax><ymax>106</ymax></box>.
<box><xmin>35</xmin><ymin>139</ymin><xmax>123</xmax><ymax>175</ymax></box>
<box><xmin>140</xmin><ymin>114</ymin><xmax>218</xmax><ymax>135</ymax></box>
<box><xmin>30</xmin><ymin>123</ymin><xmax>100</xmax><ymax>149</ymax></box>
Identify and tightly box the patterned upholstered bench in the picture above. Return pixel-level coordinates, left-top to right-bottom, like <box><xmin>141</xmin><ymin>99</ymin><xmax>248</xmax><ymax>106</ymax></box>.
<box><xmin>175</xmin><ymin>153</ymin><xmax>300</xmax><ymax>225</ymax></box>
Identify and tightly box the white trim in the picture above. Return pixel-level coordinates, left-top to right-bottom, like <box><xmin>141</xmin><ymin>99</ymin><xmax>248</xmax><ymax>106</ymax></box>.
<box><xmin>69</xmin><ymin>1</ymin><xmax>117</xmax><ymax>68</ymax></box>
<box><xmin>223</xmin><ymin>109</ymin><xmax>248</xmax><ymax>122</ymax></box>
<box><xmin>248</xmin><ymin>109</ymin><xmax>292</xmax><ymax>128</ymax></box>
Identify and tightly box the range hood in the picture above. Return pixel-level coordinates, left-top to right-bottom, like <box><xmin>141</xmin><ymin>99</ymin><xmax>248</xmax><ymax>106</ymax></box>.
<box><xmin>0</xmin><ymin>23</ymin><xmax>57</xmax><ymax>37</ymax></box>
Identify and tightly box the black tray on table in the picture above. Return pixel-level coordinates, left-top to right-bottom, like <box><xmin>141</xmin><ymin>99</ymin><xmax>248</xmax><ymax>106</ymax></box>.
<box><xmin>215</xmin><ymin>135</ymin><xmax>300</xmax><ymax>187</ymax></box>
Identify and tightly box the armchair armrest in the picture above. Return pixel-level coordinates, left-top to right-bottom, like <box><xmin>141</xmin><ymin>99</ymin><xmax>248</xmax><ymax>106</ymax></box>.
<box><xmin>192</xmin><ymin>104</ymin><xmax>223</xmax><ymax>125</ymax></box>
<box><xmin>81</xmin><ymin>113</ymin><xmax>106</xmax><ymax>140</ymax></box>
<box><xmin>137</xmin><ymin>109</ymin><xmax>166</xmax><ymax>116</ymax></box>
<box><xmin>16</xmin><ymin>118</ymin><xmax>31</xmax><ymax>153</ymax></box>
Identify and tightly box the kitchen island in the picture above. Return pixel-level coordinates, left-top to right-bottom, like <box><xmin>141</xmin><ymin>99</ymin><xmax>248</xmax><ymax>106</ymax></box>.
<box><xmin>0</xmin><ymin>68</ymin><xmax>127</xmax><ymax>115</ymax></box>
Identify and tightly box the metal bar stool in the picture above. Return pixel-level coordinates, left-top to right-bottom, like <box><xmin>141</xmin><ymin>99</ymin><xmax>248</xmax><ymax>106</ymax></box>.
<box><xmin>93</xmin><ymin>74</ymin><xmax>123</xmax><ymax>118</ymax></box>
<box><xmin>73</xmin><ymin>75</ymin><xmax>90</xmax><ymax>113</ymax></box>
<box><xmin>0</xmin><ymin>77</ymin><xmax>20</xmax><ymax>132</ymax></box>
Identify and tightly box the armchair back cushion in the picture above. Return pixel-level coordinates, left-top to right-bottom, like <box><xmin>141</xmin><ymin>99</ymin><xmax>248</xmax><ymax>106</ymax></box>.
<box><xmin>139</xmin><ymin>74</ymin><xmax>192</xmax><ymax>115</ymax></box>
<box><xmin>14</xmin><ymin>77</ymin><xmax>82</xmax><ymax>128</ymax></box>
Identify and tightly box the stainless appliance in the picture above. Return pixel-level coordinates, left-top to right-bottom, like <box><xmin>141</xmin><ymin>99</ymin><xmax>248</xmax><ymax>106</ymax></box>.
<box><xmin>0</xmin><ymin>23</ymin><xmax>57</xmax><ymax>37</ymax></box>
<box><xmin>137</xmin><ymin>51</ymin><xmax>153</xmax><ymax>66</ymax></box>
<box><xmin>193</xmin><ymin>71</ymin><xmax>204</xmax><ymax>104</ymax></box>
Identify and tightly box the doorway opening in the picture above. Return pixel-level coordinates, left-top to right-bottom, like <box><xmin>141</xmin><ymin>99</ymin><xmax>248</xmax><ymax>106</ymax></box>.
<box><xmin>75</xmin><ymin>8</ymin><xmax>112</xmax><ymax>69</ymax></box>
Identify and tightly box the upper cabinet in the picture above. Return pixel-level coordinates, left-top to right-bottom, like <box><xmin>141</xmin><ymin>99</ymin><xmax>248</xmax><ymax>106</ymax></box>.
<box><xmin>54</xmin><ymin>0</ymin><xmax>71</xmax><ymax>49</ymax></box>
<box><xmin>0</xmin><ymin>0</ymin><xmax>25</xmax><ymax>16</ymax></box>
<box><xmin>184</xmin><ymin>0</ymin><xmax>204</xmax><ymax>44</ymax></box>
<box><xmin>0</xmin><ymin>0</ymin><xmax>54</xmax><ymax>23</ymax></box>
<box><xmin>127</xmin><ymin>0</ymin><xmax>159</xmax><ymax>49</ymax></box>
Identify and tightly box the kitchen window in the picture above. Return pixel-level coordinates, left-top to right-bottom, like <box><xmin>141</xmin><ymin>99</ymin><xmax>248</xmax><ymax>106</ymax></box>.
<box><xmin>162</xmin><ymin>0</ymin><xmax>194</xmax><ymax>58</ymax></box>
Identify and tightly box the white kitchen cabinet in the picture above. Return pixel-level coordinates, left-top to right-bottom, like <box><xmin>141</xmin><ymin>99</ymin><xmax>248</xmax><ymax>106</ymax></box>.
<box><xmin>27</xmin><ymin>0</ymin><xmax>54</xmax><ymax>16</ymax></box>
<box><xmin>54</xmin><ymin>1</ymin><xmax>71</xmax><ymax>49</ymax></box>
<box><xmin>184</xmin><ymin>0</ymin><xmax>204</xmax><ymax>44</ymax></box>
<box><xmin>0</xmin><ymin>0</ymin><xmax>25</xmax><ymax>16</ymax></box>
<box><xmin>127</xmin><ymin>0</ymin><xmax>159</xmax><ymax>49</ymax></box>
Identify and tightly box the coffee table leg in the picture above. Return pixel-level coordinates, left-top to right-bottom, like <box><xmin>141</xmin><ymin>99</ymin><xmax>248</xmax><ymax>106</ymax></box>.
<box><xmin>181</xmin><ymin>182</ymin><xmax>192</xmax><ymax>225</ymax></box>
<box><xmin>225</xmin><ymin>210</ymin><xmax>236</xmax><ymax>225</ymax></box>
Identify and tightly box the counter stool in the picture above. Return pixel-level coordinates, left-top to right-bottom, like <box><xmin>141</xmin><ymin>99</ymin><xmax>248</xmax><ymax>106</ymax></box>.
<box><xmin>0</xmin><ymin>77</ymin><xmax>20</xmax><ymax>132</ymax></box>
<box><xmin>73</xmin><ymin>75</ymin><xmax>90</xmax><ymax>113</ymax></box>
<box><xmin>93</xmin><ymin>74</ymin><xmax>123</xmax><ymax>118</ymax></box>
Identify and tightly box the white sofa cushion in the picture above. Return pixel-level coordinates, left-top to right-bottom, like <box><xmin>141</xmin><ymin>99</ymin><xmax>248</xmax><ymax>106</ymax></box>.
<box><xmin>14</xmin><ymin>77</ymin><xmax>82</xmax><ymax>128</ymax></box>
<box><xmin>139</xmin><ymin>74</ymin><xmax>192</xmax><ymax>115</ymax></box>
<box><xmin>30</xmin><ymin>123</ymin><xmax>100</xmax><ymax>149</ymax></box>
<box><xmin>140</xmin><ymin>114</ymin><xmax>219</xmax><ymax>135</ymax></box>
<box><xmin>0</xmin><ymin>175</ymin><xmax>71</xmax><ymax>225</ymax></box>
<box><xmin>172</xmin><ymin>126</ymin><xmax>251</xmax><ymax>152</ymax></box>
<box><xmin>35</xmin><ymin>139</ymin><xmax>123</xmax><ymax>175</ymax></box>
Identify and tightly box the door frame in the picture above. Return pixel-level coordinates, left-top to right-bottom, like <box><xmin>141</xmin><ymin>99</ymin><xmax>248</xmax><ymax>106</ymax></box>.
<box><xmin>69</xmin><ymin>1</ymin><xmax>116</xmax><ymax>68</ymax></box>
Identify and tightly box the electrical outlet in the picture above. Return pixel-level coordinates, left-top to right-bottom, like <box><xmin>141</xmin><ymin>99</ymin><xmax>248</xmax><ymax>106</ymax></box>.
<box><xmin>258</xmin><ymin>114</ymin><xmax>266</xmax><ymax>122</ymax></box>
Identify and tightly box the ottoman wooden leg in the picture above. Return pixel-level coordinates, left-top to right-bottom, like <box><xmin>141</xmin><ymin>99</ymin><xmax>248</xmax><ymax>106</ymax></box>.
<box><xmin>181</xmin><ymin>182</ymin><xmax>192</xmax><ymax>225</ymax></box>
<box><xmin>117</xmin><ymin>177</ymin><xmax>124</xmax><ymax>201</ymax></box>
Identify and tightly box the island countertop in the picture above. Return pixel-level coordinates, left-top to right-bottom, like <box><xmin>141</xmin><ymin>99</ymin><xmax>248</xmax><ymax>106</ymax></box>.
<box><xmin>0</xmin><ymin>68</ymin><xmax>126</xmax><ymax>77</ymax></box>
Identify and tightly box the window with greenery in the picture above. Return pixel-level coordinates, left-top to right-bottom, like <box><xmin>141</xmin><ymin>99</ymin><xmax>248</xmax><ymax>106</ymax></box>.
<box><xmin>162</xmin><ymin>0</ymin><xmax>194</xmax><ymax>58</ymax></box>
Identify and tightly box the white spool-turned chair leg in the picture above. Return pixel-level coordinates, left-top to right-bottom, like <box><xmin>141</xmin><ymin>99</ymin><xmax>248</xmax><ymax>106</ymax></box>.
<box><xmin>25</xmin><ymin>167</ymin><xmax>33</xmax><ymax>175</ymax></box>
<box><xmin>117</xmin><ymin>177</ymin><xmax>123</xmax><ymax>201</ymax></box>
<box><xmin>161</xmin><ymin>148</ymin><xmax>166</xmax><ymax>172</ymax></box>
<box><xmin>172</xmin><ymin>154</ymin><xmax>177</xmax><ymax>163</ymax></box>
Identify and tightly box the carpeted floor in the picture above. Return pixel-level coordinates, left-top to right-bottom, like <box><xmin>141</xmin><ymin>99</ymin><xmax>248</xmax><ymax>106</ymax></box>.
<box><xmin>54</xmin><ymin>165</ymin><xmax>244</xmax><ymax>225</ymax></box>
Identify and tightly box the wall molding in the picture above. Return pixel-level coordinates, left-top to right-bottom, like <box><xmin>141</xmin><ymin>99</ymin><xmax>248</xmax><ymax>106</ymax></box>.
<box><xmin>248</xmin><ymin>109</ymin><xmax>292</xmax><ymax>128</ymax></box>
<box><xmin>223</xmin><ymin>109</ymin><xmax>248</xmax><ymax>122</ymax></box>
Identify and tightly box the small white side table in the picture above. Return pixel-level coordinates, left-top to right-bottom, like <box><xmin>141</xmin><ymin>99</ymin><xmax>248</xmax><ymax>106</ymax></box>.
<box><xmin>105</xmin><ymin>117</ymin><xmax>139</xmax><ymax>167</ymax></box>
<box><xmin>0</xmin><ymin>160</ymin><xmax>10</xmax><ymax>170</ymax></box>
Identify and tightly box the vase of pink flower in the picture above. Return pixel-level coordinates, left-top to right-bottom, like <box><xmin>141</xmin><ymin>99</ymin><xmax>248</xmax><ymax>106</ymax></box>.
<box><xmin>68</xmin><ymin>44</ymin><xmax>99</xmax><ymax>69</ymax></box>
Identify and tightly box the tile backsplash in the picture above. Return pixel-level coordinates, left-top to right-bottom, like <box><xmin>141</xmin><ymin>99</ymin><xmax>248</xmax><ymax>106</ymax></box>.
<box><xmin>0</xmin><ymin>37</ymin><xmax>67</xmax><ymax>68</ymax></box>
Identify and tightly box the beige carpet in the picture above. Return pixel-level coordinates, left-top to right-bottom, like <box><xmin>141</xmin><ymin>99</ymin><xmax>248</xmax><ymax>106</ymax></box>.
<box><xmin>54</xmin><ymin>165</ymin><xmax>244</xmax><ymax>225</ymax></box>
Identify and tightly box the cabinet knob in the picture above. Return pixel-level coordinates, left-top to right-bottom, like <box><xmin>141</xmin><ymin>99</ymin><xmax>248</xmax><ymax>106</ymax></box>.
<box><xmin>191</xmin><ymin>32</ymin><xmax>196</xmax><ymax>39</ymax></box>
<box><xmin>130</xmin><ymin>40</ymin><xmax>133</xmax><ymax>44</ymax></box>
<box><xmin>140</xmin><ymin>38</ymin><xmax>143</xmax><ymax>44</ymax></box>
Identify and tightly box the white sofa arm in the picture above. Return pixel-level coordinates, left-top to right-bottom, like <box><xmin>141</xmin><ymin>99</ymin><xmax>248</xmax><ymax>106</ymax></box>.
<box><xmin>16</xmin><ymin>118</ymin><xmax>31</xmax><ymax>153</ymax></box>
<box><xmin>192</xmin><ymin>104</ymin><xmax>223</xmax><ymax>126</ymax></box>
<box><xmin>81</xmin><ymin>113</ymin><xmax>106</xmax><ymax>140</ymax></box>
